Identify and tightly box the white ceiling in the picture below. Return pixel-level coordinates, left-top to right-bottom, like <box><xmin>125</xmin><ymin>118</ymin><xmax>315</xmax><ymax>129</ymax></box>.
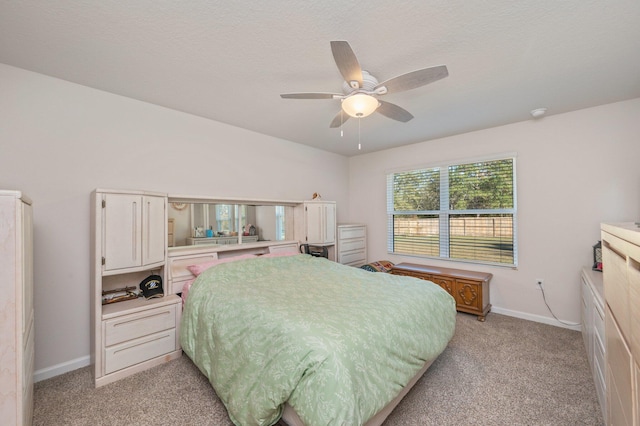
<box><xmin>1</xmin><ymin>1</ymin><xmax>639</xmax><ymax>156</ymax></box>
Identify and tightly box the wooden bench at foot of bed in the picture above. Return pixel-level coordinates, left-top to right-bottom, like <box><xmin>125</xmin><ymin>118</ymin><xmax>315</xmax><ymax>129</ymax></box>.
<box><xmin>391</xmin><ymin>263</ymin><xmax>492</xmax><ymax>321</ymax></box>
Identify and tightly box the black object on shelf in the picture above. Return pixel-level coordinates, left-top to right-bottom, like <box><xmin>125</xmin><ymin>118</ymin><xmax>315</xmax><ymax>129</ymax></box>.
<box><xmin>300</xmin><ymin>244</ymin><xmax>329</xmax><ymax>259</ymax></box>
<box><xmin>593</xmin><ymin>241</ymin><xmax>602</xmax><ymax>272</ymax></box>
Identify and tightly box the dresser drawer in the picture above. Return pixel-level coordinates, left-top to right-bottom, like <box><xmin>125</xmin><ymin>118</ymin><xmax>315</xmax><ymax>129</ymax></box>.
<box><xmin>606</xmin><ymin>306</ymin><xmax>633</xmax><ymax>424</ymax></box>
<box><xmin>104</xmin><ymin>329</ymin><xmax>176</xmax><ymax>374</ymax></box>
<box><xmin>338</xmin><ymin>226</ymin><xmax>365</xmax><ymax>240</ymax></box>
<box><xmin>594</xmin><ymin>300</ymin><xmax>605</xmax><ymax>349</ymax></box>
<box><xmin>593</xmin><ymin>343</ymin><xmax>606</xmax><ymax>420</ymax></box>
<box><xmin>628</xmin><ymin>257</ymin><xmax>640</xmax><ymax>361</ymax></box>
<box><xmin>104</xmin><ymin>304</ymin><xmax>177</xmax><ymax>347</ymax></box>
<box><xmin>339</xmin><ymin>250</ymin><xmax>366</xmax><ymax>265</ymax></box>
<box><xmin>269</xmin><ymin>243</ymin><xmax>299</xmax><ymax>254</ymax></box>
<box><xmin>581</xmin><ymin>278</ymin><xmax>589</xmax><ymax>307</ymax></box>
<box><xmin>340</xmin><ymin>238</ymin><xmax>365</xmax><ymax>252</ymax></box>
<box><xmin>595</xmin><ymin>334</ymin><xmax>605</xmax><ymax>383</ymax></box>
<box><xmin>602</xmin><ymin>238</ymin><xmax>631</xmax><ymax>337</ymax></box>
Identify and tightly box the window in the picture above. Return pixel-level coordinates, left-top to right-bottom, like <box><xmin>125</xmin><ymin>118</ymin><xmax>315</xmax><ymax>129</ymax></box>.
<box><xmin>215</xmin><ymin>204</ymin><xmax>232</xmax><ymax>232</ymax></box>
<box><xmin>387</xmin><ymin>156</ymin><xmax>517</xmax><ymax>266</ymax></box>
<box><xmin>275</xmin><ymin>205</ymin><xmax>285</xmax><ymax>240</ymax></box>
<box><xmin>214</xmin><ymin>204</ymin><xmax>246</xmax><ymax>233</ymax></box>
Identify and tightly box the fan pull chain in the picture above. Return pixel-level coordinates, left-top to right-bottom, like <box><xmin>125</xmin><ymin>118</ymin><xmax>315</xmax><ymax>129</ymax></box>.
<box><xmin>358</xmin><ymin>117</ymin><xmax>362</xmax><ymax>150</ymax></box>
<box><xmin>340</xmin><ymin>110</ymin><xmax>344</xmax><ymax>137</ymax></box>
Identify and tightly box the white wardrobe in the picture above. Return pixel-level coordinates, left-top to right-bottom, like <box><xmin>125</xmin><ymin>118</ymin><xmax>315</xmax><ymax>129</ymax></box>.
<box><xmin>0</xmin><ymin>190</ymin><xmax>34</xmax><ymax>426</ymax></box>
<box><xmin>601</xmin><ymin>223</ymin><xmax>640</xmax><ymax>426</ymax></box>
<box><xmin>91</xmin><ymin>189</ymin><xmax>181</xmax><ymax>387</ymax></box>
<box><xmin>302</xmin><ymin>201</ymin><xmax>336</xmax><ymax>246</ymax></box>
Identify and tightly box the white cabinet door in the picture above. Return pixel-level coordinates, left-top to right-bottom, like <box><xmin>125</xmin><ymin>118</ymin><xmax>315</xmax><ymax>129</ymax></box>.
<box><xmin>0</xmin><ymin>191</ymin><xmax>34</xmax><ymax>426</ymax></box>
<box><xmin>21</xmin><ymin>200</ymin><xmax>34</xmax><ymax>426</ymax></box>
<box><xmin>305</xmin><ymin>203</ymin><xmax>322</xmax><ymax>244</ymax></box>
<box><xmin>142</xmin><ymin>195</ymin><xmax>166</xmax><ymax>266</ymax></box>
<box><xmin>305</xmin><ymin>202</ymin><xmax>335</xmax><ymax>245</ymax></box>
<box><xmin>103</xmin><ymin>194</ymin><xmax>165</xmax><ymax>271</ymax></box>
<box><xmin>324</xmin><ymin>203</ymin><xmax>336</xmax><ymax>244</ymax></box>
<box><xmin>633</xmin><ymin>359</ymin><xmax>639</xmax><ymax>426</ymax></box>
<box><xmin>104</xmin><ymin>194</ymin><xmax>142</xmax><ymax>271</ymax></box>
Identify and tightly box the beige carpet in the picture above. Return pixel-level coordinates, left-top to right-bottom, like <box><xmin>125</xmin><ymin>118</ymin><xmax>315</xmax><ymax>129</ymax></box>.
<box><xmin>33</xmin><ymin>313</ymin><xmax>604</xmax><ymax>425</ymax></box>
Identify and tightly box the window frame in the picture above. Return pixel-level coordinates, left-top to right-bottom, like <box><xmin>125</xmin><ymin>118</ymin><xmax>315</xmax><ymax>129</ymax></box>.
<box><xmin>387</xmin><ymin>154</ymin><xmax>518</xmax><ymax>267</ymax></box>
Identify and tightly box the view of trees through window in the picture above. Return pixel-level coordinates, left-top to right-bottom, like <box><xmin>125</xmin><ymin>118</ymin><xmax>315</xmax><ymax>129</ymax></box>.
<box><xmin>388</xmin><ymin>158</ymin><xmax>516</xmax><ymax>265</ymax></box>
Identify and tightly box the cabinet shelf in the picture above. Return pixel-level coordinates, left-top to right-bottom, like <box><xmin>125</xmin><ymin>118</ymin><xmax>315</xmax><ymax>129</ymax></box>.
<box><xmin>101</xmin><ymin>261</ymin><xmax>165</xmax><ymax>277</ymax></box>
<box><xmin>102</xmin><ymin>294</ymin><xmax>181</xmax><ymax>320</ymax></box>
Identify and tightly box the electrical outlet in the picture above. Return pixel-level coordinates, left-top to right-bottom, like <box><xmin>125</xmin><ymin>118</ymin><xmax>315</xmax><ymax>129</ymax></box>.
<box><xmin>536</xmin><ymin>279</ymin><xmax>544</xmax><ymax>290</ymax></box>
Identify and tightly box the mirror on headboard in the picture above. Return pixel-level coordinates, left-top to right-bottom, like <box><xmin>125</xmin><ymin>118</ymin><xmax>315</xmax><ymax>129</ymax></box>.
<box><xmin>167</xmin><ymin>196</ymin><xmax>298</xmax><ymax>249</ymax></box>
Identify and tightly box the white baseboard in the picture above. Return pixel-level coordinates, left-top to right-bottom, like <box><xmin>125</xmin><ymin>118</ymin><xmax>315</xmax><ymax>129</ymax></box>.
<box><xmin>491</xmin><ymin>306</ymin><xmax>581</xmax><ymax>332</ymax></box>
<box><xmin>34</xmin><ymin>355</ymin><xmax>91</xmax><ymax>383</ymax></box>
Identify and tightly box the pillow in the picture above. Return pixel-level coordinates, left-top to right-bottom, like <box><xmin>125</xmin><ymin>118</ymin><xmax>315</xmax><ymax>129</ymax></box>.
<box><xmin>181</xmin><ymin>278</ymin><xmax>195</xmax><ymax>307</ymax></box>
<box><xmin>360</xmin><ymin>260</ymin><xmax>395</xmax><ymax>273</ymax></box>
<box><xmin>187</xmin><ymin>254</ymin><xmax>258</xmax><ymax>276</ymax></box>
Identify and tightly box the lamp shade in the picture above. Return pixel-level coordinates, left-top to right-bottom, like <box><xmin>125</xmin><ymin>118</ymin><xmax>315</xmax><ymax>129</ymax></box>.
<box><xmin>341</xmin><ymin>94</ymin><xmax>380</xmax><ymax>118</ymax></box>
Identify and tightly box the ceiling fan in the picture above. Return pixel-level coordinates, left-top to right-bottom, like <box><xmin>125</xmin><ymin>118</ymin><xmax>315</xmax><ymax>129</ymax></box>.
<box><xmin>280</xmin><ymin>41</ymin><xmax>449</xmax><ymax>128</ymax></box>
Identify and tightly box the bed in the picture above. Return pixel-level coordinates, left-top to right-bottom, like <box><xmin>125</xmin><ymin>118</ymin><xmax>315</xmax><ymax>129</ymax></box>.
<box><xmin>180</xmin><ymin>253</ymin><xmax>456</xmax><ymax>426</ymax></box>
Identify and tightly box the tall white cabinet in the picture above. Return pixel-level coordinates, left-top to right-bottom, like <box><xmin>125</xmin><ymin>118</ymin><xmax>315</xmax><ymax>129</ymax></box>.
<box><xmin>302</xmin><ymin>201</ymin><xmax>336</xmax><ymax>245</ymax></box>
<box><xmin>0</xmin><ymin>190</ymin><xmax>34</xmax><ymax>426</ymax></box>
<box><xmin>91</xmin><ymin>189</ymin><xmax>181</xmax><ymax>387</ymax></box>
<box><xmin>601</xmin><ymin>223</ymin><xmax>640</xmax><ymax>426</ymax></box>
<box><xmin>294</xmin><ymin>200</ymin><xmax>337</xmax><ymax>260</ymax></box>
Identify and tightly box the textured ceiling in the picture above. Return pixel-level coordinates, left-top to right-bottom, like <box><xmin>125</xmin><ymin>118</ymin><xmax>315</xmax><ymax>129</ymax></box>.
<box><xmin>1</xmin><ymin>0</ymin><xmax>639</xmax><ymax>156</ymax></box>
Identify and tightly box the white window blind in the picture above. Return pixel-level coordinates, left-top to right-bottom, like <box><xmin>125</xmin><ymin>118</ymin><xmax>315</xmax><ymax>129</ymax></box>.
<box><xmin>387</xmin><ymin>156</ymin><xmax>517</xmax><ymax>266</ymax></box>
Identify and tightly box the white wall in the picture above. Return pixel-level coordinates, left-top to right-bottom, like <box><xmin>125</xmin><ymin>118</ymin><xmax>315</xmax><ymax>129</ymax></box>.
<box><xmin>0</xmin><ymin>64</ymin><xmax>349</xmax><ymax>376</ymax></box>
<box><xmin>348</xmin><ymin>98</ymin><xmax>640</xmax><ymax>327</ymax></box>
<box><xmin>2</xmin><ymin>59</ymin><xmax>638</xmax><ymax>377</ymax></box>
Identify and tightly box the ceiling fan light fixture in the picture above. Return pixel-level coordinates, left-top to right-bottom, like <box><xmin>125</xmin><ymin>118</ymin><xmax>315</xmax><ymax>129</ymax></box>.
<box><xmin>341</xmin><ymin>93</ymin><xmax>379</xmax><ymax>118</ymax></box>
<box><xmin>530</xmin><ymin>107</ymin><xmax>547</xmax><ymax>118</ymax></box>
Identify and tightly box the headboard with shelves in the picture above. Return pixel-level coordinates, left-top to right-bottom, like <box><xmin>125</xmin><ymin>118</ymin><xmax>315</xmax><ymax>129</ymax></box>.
<box><xmin>166</xmin><ymin>240</ymin><xmax>299</xmax><ymax>295</ymax></box>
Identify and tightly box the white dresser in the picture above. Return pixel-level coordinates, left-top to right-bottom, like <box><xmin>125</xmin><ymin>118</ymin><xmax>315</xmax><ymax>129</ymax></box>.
<box><xmin>0</xmin><ymin>190</ymin><xmax>34</xmax><ymax>426</ymax></box>
<box><xmin>337</xmin><ymin>224</ymin><xmax>367</xmax><ymax>267</ymax></box>
<box><xmin>581</xmin><ymin>267</ymin><xmax>606</xmax><ymax>420</ymax></box>
<box><xmin>601</xmin><ymin>223</ymin><xmax>640</xmax><ymax>426</ymax></box>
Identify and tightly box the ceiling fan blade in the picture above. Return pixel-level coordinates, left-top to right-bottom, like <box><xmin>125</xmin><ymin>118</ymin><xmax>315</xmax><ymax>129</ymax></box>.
<box><xmin>377</xmin><ymin>100</ymin><xmax>414</xmax><ymax>122</ymax></box>
<box><xmin>375</xmin><ymin>65</ymin><xmax>448</xmax><ymax>94</ymax></box>
<box><xmin>330</xmin><ymin>110</ymin><xmax>351</xmax><ymax>128</ymax></box>
<box><xmin>330</xmin><ymin>41</ymin><xmax>363</xmax><ymax>88</ymax></box>
<box><xmin>280</xmin><ymin>93</ymin><xmax>341</xmax><ymax>99</ymax></box>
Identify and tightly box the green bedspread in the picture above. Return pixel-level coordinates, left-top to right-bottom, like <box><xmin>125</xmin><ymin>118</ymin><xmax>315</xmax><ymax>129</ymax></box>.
<box><xmin>181</xmin><ymin>254</ymin><xmax>456</xmax><ymax>426</ymax></box>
